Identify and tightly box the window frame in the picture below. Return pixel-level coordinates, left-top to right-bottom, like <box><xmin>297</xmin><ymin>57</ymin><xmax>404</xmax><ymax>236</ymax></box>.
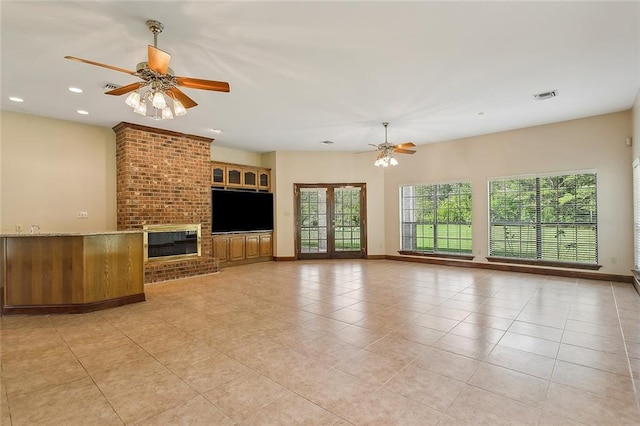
<box><xmin>399</xmin><ymin>181</ymin><xmax>473</xmax><ymax>258</ymax></box>
<box><xmin>487</xmin><ymin>170</ymin><xmax>600</xmax><ymax>270</ymax></box>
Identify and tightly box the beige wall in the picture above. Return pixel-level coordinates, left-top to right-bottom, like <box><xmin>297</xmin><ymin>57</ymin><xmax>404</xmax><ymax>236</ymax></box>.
<box><xmin>633</xmin><ymin>89</ymin><xmax>640</xmax><ymax>160</ymax></box>
<box><xmin>384</xmin><ymin>111</ymin><xmax>634</xmax><ymax>275</ymax></box>
<box><xmin>211</xmin><ymin>144</ymin><xmax>262</xmax><ymax>166</ymax></box>
<box><xmin>1</xmin><ymin>111</ymin><xmax>116</xmax><ymax>233</ymax></box>
<box><xmin>271</xmin><ymin>151</ymin><xmax>386</xmax><ymax>257</ymax></box>
<box><xmin>1</xmin><ymin>109</ymin><xmax>635</xmax><ymax>276</ymax></box>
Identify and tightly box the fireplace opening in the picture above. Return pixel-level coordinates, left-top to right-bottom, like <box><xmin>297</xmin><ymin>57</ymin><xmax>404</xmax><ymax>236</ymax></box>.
<box><xmin>143</xmin><ymin>224</ymin><xmax>201</xmax><ymax>262</ymax></box>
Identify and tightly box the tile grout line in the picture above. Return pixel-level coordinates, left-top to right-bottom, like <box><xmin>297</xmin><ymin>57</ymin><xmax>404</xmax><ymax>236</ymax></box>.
<box><xmin>609</xmin><ymin>282</ymin><xmax>640</xmax><ymax>411</ymax></box>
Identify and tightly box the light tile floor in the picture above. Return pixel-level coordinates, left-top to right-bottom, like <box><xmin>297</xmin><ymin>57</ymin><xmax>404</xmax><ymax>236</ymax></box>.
<box><xmin>1</xmin><ymin>260</ymin><xmax>640</xmax><ymax>425</ymax></box>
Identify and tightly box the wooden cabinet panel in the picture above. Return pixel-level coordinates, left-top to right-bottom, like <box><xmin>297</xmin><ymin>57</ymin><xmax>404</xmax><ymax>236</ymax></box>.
<box><xmin>211</xmin><ymin>162</ymin><xmax>271</xmax><ymax>191</ymax></box>
<box><xmin>245</xmin><ymin>235</ymin><xmax>260</xmax><ymax>259</ymax></box>
<box><xmin>212</xmin><ymin>165</ymin><xmax>226</xmax><ymax>186</ymax></box>
<box><xmin>229</xmin><ymin>235</ymin><xmax>246</xmax><ymax>261</ymax></box>
<box><xmin>259</xmin><ymin>234</ymin><xmax>273</xmax><ymax>257</ymax></box>
<box><xmin>258</xmin><ymin>170</ymin><xmax>271</xmax><ymax>191</ymax></box>
<box><xmin>243</xmin><ymin>169</ymin><xmax>257</xmax><ymax>188</ymax></box>
<box><xmin>212</xmin><ymin>232</ymin><xmax>273</xmax><ymax>266</ymax></box>
<box><xmin>226</xmin><ymin>167</ymin><xmax>243</xmax><ymax>187</ymax></box>
<box><xmin>1</xmin><ymin>233</ymin><xmax>144</xmax><ymax>314</ymax></box>
<box><xmin>212</xmin><ymin>236</ymin><xmax>230</xmax><ymax>263</ymax></box>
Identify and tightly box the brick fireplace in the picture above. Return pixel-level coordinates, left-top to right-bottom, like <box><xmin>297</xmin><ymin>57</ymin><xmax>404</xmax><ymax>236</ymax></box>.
<box><xmin>113</xmin><ymin>122</ymin><xmax>217</xmax><ymax>283</ymax></box>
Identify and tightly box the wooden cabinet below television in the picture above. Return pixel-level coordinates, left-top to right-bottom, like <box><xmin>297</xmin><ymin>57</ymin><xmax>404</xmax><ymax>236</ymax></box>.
<box><xmin>229</xmin><ymin>235</ymin><xmax>246</xmax><ymax>261</ymax></box>
<box><xmin>245</xmin><ymin>234</ymin><xmax>260</xmax><ymax>259</ymax></box>
<box><xmin>211</xmin><ymin>161</ymin><xmax>270</xmax><ymax>191</ymax></box>
<box><xmin>212</xmin><ymin>232</ymin><xmax>273</xmax><ymax>266</ymax></box>
<box><xmin>212</xmin><ymin>236</ymin><xmax>230</xmax><ymax>263</ymax></box>
<box><xmin>259</xmin><ymin>233</ymin><xmax>272</xmax><ymax>257</ymax></box>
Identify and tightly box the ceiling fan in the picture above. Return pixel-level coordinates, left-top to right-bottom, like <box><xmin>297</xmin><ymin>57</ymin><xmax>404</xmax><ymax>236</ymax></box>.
<box><xmin>64</xmin><ymin>20</ymin><xmax>229</xmax><ymax>118</ymax></box>
<box><xmin>369</xmin><ymin>122</ymin><xmax>416</xmax><ymax>166</ymax></box>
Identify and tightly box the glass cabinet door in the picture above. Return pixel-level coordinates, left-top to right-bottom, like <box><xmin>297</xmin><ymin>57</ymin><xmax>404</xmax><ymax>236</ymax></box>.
<box><xmin>244</xmin><ymin>169</ymin><xmax>257</xmax><ymax>187</ymax></box>
<box><xmin>212</xmin><ymin>166</ymin><xmax>225</xmax><ymax>185</ymax></box>
<box><xmin>227</xmin><ymin>167</ymin><xmax>242</xmax><ymax>186</ymax></box>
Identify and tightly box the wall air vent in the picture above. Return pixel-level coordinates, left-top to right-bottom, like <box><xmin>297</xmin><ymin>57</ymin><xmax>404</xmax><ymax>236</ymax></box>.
<box><xmin>103</xmin><ymin>82</ymin><xmax>121</xmax><ymax>90</ymax></box>
<box><xmin>533</xmin><ymin>90</ymin><xmax>558</xmax><ymax>100</ymax></box>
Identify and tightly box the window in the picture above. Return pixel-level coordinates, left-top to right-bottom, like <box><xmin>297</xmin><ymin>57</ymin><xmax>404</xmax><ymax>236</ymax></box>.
<box><xmin>400</xmin><ymin>182</ymin><xmax>472</xmax><ymax>254</ymax></box>
<box><xmin>633</xmin><ymin>158</ymin><xmax>640</xmax><ymax>270</ymax></box>
<box><xmin>488</xmin><ymin>172</ymin><xmax>597</xmax><ymax>265</ymax></box>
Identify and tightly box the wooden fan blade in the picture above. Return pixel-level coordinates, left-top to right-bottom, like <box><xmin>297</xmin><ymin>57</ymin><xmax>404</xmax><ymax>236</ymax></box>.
<box><xmin>166</xmin><ymin>87</ymin><xmax>198</xmax><ymax>109</ymax></box>
<box><xmin>147</xmin><ymin>45</ymin><xmax>171</xmax><ymax>74</ymax></box>
<box><xmin>394</xmin><ymin>148</ymin><xmax>416</xmax><ymax>154</ymax></box>
<box><xmin>176</xmin><ymin>77</ymin><xmax>230</xmax><ymax>92</ymax></box>
<box><xmin>64</xmin><ymin>56</ymin><xmax>135</xmax><ymax>75</ymax></box>
<box><xmin>368</xmin><ymin>143</ymin><xmax>380</xmax><ymax>148</ymax></box>
<box><xmin>104</xmin><ymin>82</ymin><xmax>145</xmax><ymax>96</ymax></box>
<box><xmin>394</xmin><ymin>142</ymin><xmax>416</xmax><ymax>149</ymax></box>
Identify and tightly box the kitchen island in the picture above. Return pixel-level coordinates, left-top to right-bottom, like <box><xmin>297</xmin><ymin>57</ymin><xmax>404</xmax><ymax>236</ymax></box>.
<box><xmin>0</xmin><ymin>231</ymin><xmax>144</xmax><ymax>314</ymax></box>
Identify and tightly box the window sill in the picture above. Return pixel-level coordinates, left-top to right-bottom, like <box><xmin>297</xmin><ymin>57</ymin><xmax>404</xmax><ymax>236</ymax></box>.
<box><xmin>485</xmin><ymin>256</ymin><xmax>601</xmax><ymax>271</ymax></box>
<box><xmin>398</xmin><ymin>251</ymin><xmax>474</xmax><ymax>261</ymax></box>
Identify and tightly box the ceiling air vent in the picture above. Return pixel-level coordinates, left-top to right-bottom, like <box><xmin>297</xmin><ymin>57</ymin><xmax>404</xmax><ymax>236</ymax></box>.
<box><xmin>533</xmin><ymin>90</ymin><xmax>558</xmax><ymax>100</ymax></box>
<box><xmin>103</xmin><ymin>82</ymin><xmax>121</xmax><ymax>90</ymax></box>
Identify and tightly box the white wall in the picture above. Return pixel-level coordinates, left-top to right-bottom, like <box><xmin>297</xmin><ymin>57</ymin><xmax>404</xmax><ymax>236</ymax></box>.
<box><xmin>384</xmin><ymin>111</ymin><xmax>634</xmax><ymax>275</ymax></box>
<box><xmin>1</xmin><ymin>111</ymin><xmax>116</xmax><ymax>233</ymax></box>
<box><xmin>271</xmin><ymin>151</ymin><xmax>386</xmax><ymax>257</ymax></box>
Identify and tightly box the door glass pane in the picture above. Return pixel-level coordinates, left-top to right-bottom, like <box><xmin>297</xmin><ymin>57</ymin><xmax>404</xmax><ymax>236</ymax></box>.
<box><xmin>334</xmin><ymin>188</ymin><xmax>361</xmax><ymax>251</ymax></box>
<box><xmin>300</xmin><ymin>188</ymin><xmax>327</xmax><ymax>253</ymax></box>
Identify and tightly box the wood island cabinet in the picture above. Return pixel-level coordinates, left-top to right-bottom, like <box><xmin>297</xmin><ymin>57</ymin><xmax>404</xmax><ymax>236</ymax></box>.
<box><xmin>0</xmin><ymin>232</ymin><xmax>145</xmax><ymax>315</ymax></box>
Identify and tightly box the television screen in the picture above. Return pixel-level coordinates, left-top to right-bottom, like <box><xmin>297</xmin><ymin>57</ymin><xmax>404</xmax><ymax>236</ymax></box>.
<box><xmin>211</xmin><ymin>189</ymin><xmax>274</xmax><ymax>233</ymax></box>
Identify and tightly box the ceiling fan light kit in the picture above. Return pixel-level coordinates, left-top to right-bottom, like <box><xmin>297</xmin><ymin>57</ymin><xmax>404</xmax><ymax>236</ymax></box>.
<box><xmin>65</xmin><ymin>19</ymin><xmax>229</xmax><ymax>121</ymax></box>
<box><xmin>372</xmin><ymin>122</ymin><xmax>416</xmax><ymax>167</ymax></box>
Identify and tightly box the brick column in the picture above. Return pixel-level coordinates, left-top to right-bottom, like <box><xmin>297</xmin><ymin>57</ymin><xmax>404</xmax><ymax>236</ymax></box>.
<box><xmin>113</xmin><ymin>122</ymin><xmax>216</xmax><ymax>283</ymax></box>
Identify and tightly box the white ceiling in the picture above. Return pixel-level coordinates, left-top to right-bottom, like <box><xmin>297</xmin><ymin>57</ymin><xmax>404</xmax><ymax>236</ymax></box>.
<box><xmin>2</xmin><ymin>1</ymin><xmax>639</xmax><ymax>153</ymax></box>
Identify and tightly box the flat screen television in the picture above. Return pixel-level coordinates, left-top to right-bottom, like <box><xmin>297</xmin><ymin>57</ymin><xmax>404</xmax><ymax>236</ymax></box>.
<box><xmin>211</xmin><ymin>189</ymin><xmax>274</xmax><ymax>233</ymax></box>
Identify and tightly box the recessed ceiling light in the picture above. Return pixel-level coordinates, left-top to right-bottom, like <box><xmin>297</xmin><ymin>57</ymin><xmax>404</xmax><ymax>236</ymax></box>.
<box><xmin>68</xmin><ymin>87</ymin><xmax>83</xmax><ymax>93</ymax></box>
<box><xmin>321</xmin><ymin>140</ymin><xmax>334</xmax><ymax>145</ymax></box>
<box><xmin>211</xmin><ymin>129</ymin><xmax>223</xmax><ymax>134</ymax></box>
<box><xmin>9</xmin><ymin>97</ymin><xmax>24</xmax><ymax>102</ymax></box>
<box><xmin>77</xmin><ymin>110</ymin><xmax>89</xmax><ymax>115</ymax></box>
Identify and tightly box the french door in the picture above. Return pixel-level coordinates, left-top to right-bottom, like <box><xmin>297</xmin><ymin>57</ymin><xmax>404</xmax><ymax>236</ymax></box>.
<box><xmin>295</xmin><ymin>183</ymin><xmax>366</xmax><ymax>259</ymax></box>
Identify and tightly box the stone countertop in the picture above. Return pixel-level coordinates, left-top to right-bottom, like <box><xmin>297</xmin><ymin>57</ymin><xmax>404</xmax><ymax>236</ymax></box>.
<box><xmin>0</xmin><ymin>230</ymin><xmax>143</xmax><ymax>237</ymax></box>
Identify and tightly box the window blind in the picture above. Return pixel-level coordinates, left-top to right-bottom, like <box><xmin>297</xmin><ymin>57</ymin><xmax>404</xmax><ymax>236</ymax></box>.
<box><xmin>489</xmin><ymin>173</ymin><xmax>597</xmax><ymax>264</ymax></box>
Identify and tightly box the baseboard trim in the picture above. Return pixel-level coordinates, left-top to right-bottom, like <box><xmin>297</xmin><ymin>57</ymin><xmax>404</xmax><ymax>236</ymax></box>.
<box><xmin>633</xmin><ymin>270</ymin><xmax>640</xmax><ymax>295</ymax></box>
<box><xmin>385</xmin><ymin>255</ymin><xmax>633</xmax><ymax>284</ymax></box>
<box><xmin>273</xmin><ymin>256</ymin><xmax>297</xmax><ymax>261</ymax></box>
<box><xmin>366</xmin><ymin>254</ymin><xmax>386</xmax><ymax>260</ymax></box>
<box><xmin>1</xmin><ymin>293</ymin><xmax>146</xmax><ymax>315</ymax></box>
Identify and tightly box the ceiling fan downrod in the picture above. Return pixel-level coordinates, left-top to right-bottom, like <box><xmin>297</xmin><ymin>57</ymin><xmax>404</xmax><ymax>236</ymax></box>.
<box><xmin>146</xmin><ymin>20</ymin><xmax>164</xmax><ymax>48</ymax></box>
<box><xmin>382</xmin><ymin>122</ymin><xmax>389</xmax><ymax>144</ymax></box>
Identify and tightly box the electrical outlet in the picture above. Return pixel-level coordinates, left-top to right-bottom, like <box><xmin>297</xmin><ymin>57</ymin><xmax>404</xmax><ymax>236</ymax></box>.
<box><xmin>611</xmin><ymin>257</ymin><xmax>617</xmax><ymax>265</ymax></box>
<box><xmin>77</xmin><ymin>211</ymin><xmax>88</xmax><ymax>219</ymax></box>
<box><xmin>15</xmin><ymin>224</ymin><xmax>22</xmax><ymax>233</ymax></box>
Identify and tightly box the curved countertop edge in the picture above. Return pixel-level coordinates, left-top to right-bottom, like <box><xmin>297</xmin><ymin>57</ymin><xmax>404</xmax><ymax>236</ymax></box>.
<box><xmin>0</xmin><ymin>230</ymin><xmax>143</xmax><ymax>237</ymax></box>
